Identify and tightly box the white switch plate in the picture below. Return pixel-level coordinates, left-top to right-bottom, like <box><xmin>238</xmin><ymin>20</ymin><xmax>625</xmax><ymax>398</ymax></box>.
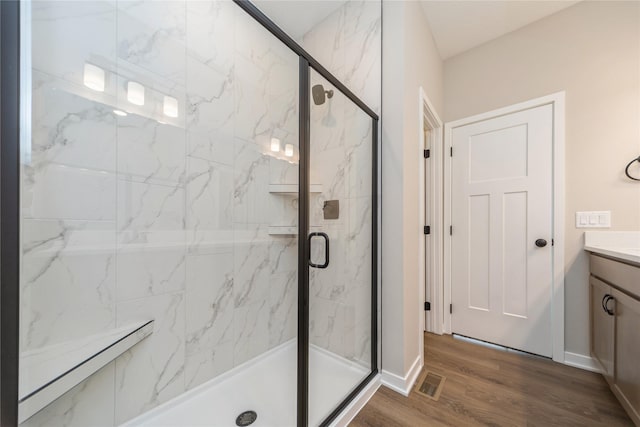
<box><xmin>576</xmin><ymin>211</ymin><xmax>611</xmax><ymax>228</ymax></box>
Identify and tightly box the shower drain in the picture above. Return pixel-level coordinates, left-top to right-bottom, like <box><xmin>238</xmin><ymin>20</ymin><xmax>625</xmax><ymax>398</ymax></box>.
<box><xmin>236</xmin><ymin>410</ymin><xmax>257</xmax><ymax>426</ymax></box>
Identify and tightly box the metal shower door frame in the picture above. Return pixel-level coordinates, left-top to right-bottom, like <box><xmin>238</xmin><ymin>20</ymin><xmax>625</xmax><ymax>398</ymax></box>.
<box><xmin>1</xmin><ymin>1</ymin><xmax>22</xmax><ymax>425</ymax></box>
<box><xmin>232</xmin><ymin>2</ymin><xmax>379</xmax><ymax>426</ymax></box>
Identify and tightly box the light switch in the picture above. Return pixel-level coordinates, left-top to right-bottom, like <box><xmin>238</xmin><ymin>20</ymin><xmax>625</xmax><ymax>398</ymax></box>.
<box><xmin>576</xmin><ymin>211</ymin><xmax>611</xmax><ymax>228</ymax></box>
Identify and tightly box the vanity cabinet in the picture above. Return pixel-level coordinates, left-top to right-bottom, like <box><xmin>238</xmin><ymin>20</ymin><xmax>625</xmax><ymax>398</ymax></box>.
<box><xmin>589</xmin><ymin>253</ymin><xmax>640</xmax><ymax>426</ymax></box>
<box><xmin>612</xmin><ymin>287</ymin><xmax>640</xmax><ymax>422</ymax></box>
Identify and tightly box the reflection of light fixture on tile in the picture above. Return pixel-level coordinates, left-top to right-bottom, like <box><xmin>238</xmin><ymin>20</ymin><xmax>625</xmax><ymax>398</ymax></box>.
<box><xmin>83</xmin><ymin>63</ymin><xmax>105</xmax><ymax>92</ymax></box>
<box><xmin>113</xmin><ymin>109</ymin><xmax>127</xmax><ymax>117</ymax></box>
<box><xmin>285</xmin><ymin>144</ymin><xmax>294</xmax><ymax>157</ymax></box>
<box><xmin>127</xmin><ymin>81</ymin><xmax>145</xmax><ymax>106</ymax></box>
<box><xmin>270</xmin><ymin>137</ymin><xmax>280</xmax><ymax>152</ymax></box>
<box><xmin>163</xmin><ymin>95</ymin><xmax>178</xmax><ymax>118</ymax></box>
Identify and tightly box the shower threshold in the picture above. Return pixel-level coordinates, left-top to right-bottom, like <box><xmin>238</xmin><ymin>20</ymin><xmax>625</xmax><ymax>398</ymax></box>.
<box><xmin>120</xmin><ymin>340</ymin><xmax>371</xmax><ymax>427</ymax></box>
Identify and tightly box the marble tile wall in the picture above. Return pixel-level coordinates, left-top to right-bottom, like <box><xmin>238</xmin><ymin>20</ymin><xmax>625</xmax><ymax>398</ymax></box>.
<box><xmin>21</xmin><ymin>1</ymin><xmax>298</xmax><ymax>425</ymax></box>
<box><xmin>303</xmin><ymin>0</ymin><xmax>382</xmax><ymax>115</ymax></box>
<box><xmin>307</xmin><ymin>92</ymin><xmax>375</xmax><ymax>368</ymax></box>
<box><xmin>20</xmin><ymin>0</ymin><xmax>379</xmax><ymax>425</ymax></box>
<box><xmin>303</xmin><ymin>1</ymin><xmax>381</xmax><ymax>368</ymax></box>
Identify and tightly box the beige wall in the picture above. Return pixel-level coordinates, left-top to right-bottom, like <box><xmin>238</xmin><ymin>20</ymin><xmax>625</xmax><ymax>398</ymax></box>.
<box><xmin>382</xmin><ymin>0</ymin><xmax>443</xmax><ymax>376</ymax></box>
<box><xmin>444</xmin><ymin>1</ymin><xmax>640</xmax><ymax>356</ymax></box>
<box><xmin>401</xmin><ymin>0</ymin><xmax>443</xmax><ymax>372</ymax></box>
<box><xmin>405</xmin><ymin>1</ymin><xmax>444</xmax><ymax>115</ymax></box>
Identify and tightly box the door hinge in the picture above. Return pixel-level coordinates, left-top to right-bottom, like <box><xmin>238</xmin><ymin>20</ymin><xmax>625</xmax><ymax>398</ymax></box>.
<box><xmin>424</xmin><ymin>301</ymin><xmax>431</xmax><ymax>311</ymax></box>
<box><xmin>552</xmin><ymin>238</ymin><xmax>555</xmax><ymax>246</ymax></box>
<box><xmin>450</xmin><ymin>304</ymin><xmax>453</xmax><ymax>314</ymax></box>
<box><xmin>450</xmin><ymin>147</ymin><xmax>453</xmax><ymax>157</ymax></box>
<box><xmin>424</xmin><ymin>225</ymin><xmax>431</xmax><ymax>235</ymax></box>
<box><xmin>423</xmin><ymin>149</ymin><xmax>430</xmax><ymax>159</ymax></box>
<box><xmin>449</xmin><ymin>225</ymin><xmax>453</xmax><ymax>236</ymax></box>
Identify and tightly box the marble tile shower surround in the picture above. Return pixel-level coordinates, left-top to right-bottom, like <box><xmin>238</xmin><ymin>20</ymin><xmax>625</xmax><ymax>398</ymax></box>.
<box><xmin>20</xmin><ymin>1</ymin><xmax>380</xmax><ymax>426</ymax></box>
<box><xmin>303</xmin><ymin>0</ymin><xmax>382</xmax><ymax>115</ymax></box>
<box><xmin>303</xmin><ymin>0</ymin><xmax>380</xmax><ymax>369</ymax></box>
<box><xmin>22</xmin><ymin>1</ymin><xmax>295</xmax><ymax>424</ymax></box>
<box><xmin>308</xmin><ymin>99</ymin><xmax>374</xmax><ymax>367</ymax></box>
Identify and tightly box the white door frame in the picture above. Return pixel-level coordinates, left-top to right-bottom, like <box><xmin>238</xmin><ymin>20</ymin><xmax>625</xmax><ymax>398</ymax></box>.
<box><xmin>443</xmin><ymin>92</ymin><xmax>566</xmax><ymax>364</ymax></box>
<box><xmin>418</xmin><ymin>87</ymin><xmax>444</xmax><ymax>341</ymax></box>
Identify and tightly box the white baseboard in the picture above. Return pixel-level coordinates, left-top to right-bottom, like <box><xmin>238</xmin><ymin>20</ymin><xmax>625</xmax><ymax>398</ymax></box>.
<box><xmin>329</xmin><ymin>374</ymin><xmax>381</xmax><ymax>427</ymax></box>
<box><xmin>380</xmin><ymin>355</ymin><xmax>423</xmax><ymax>397</ymax></box>
<box><xmin>563</xmin><ymin>351</ymin><xmax>602</xmax><ymax>373</ymax></box>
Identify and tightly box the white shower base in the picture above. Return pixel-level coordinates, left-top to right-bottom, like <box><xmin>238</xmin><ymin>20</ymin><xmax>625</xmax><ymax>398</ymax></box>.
<box><xmin>121</xmin><ymin>341</ymin><xmax>374</xmax><ymax>427</ymax></box>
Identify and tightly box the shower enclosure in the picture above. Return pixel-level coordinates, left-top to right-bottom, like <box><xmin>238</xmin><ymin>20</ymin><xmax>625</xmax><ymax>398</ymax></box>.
<box><xmin>0</xmin><ymin>0</ymin><xmax>379</xmax><ymax>426</ymax></box>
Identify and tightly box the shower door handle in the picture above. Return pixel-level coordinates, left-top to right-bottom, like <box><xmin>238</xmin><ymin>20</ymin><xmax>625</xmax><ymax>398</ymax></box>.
<box><xmin>308</xmin><ymin>232</ymin><xmax>330</xmax><ymax>269</ymax></box>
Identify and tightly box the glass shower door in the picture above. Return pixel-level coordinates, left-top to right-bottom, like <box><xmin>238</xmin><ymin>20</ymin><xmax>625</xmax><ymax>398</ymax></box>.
<box><xmin>307</xmin><ymin>69</ymin><xmax>375</xmax><ymax>425</ymax></box>
<box><xmin>17</xmin><ymin>1</ymin><xmax>301</xmax><ymax>426</ymax></box>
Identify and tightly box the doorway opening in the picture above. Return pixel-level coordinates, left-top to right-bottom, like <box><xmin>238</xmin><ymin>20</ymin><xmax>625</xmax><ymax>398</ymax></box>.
<box><xmin>418</xmin><ymin>88</ymin><xmax>444</xmax><ymax>345</ymax></box>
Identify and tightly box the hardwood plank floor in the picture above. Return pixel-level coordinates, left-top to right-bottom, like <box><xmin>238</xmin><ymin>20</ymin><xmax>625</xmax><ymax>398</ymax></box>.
<box><xmin>351</xmin><ymin>333</ymin><xmax>633</xmax><ymax>427</ymax></box>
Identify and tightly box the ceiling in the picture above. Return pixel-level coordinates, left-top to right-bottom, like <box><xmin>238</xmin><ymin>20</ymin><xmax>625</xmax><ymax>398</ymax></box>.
<box><xmin>252</xmin><ymin>0</ymin><xmax>347</xmax><ymax>40</ymax></box>
<box><xmin>250</xmin><ymin>1</ymin><xmax>580</xmax><ymax>60</ymax></box>
<box><xmin>420</xmin><ymin>1</ymin><xmax>581</xmax><ymax>60</ymax></box>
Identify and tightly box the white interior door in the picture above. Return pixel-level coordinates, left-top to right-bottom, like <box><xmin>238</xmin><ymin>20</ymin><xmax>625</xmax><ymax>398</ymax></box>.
<box><xmin>450</xmin><ymin>104</ymin><xmax>553</xmax><ymax>357</ymax></box>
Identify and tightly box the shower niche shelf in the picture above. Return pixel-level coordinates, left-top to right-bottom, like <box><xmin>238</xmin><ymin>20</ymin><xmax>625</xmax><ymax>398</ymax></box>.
<box><xmin>269</xmin><ymin>184</ymin><xmax>323</xmax><ymax>194</ymax></box>
<box><xmin>18</xmin><ymin>320</ymin><xmax>154</xmax><ymax>423</ymax></box>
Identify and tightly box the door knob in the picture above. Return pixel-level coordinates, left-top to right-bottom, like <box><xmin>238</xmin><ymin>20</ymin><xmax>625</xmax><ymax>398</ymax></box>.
<box><xmin>535</xmin><ymin>239</ymin><xmax>547</xmax><ymax>248</ymax></box>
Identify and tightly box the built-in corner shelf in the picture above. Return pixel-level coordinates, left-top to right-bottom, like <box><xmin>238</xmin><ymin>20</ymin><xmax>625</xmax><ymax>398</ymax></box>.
<box><xmin>269</xmin><ymin>184</ymin><xmax>322</xmax><ymax>236</ymax></box>
<box><xmin>268</xmin><ymin>184</ymin><xmax>322</xmax><ymax>194</ymax></box>
<box><xmin>18</xmin><ymin>320</ymin><xmax>154</xmax><ymax>423</ymax></box>
<box><xmin>268</xmin><ymin>184</ymin><xmax>322</xmax><ymax>236</ymax></box>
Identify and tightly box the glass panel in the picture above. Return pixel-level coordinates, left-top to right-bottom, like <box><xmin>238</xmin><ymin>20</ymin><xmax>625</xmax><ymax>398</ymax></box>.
<box><xmin>19</xmin><ymin>1</ymin><xmax>298</xmax><ymax>426</ymax></box>
<box><xmin>308</xmin><ymin>68</ymin><xmax>374</xmax><ymax>425</ymax></box>
<box><xmin>253</xmin><ymin>0</ymin><xmax>382</xmax><ymax>113</ymax></box>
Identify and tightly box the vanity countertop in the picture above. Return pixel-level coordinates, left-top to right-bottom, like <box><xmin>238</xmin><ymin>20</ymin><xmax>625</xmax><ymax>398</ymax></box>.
<box><xmin>584</xmin><ymin>231</ymin><xmax>640</xmax><ymax>266</ymax></box>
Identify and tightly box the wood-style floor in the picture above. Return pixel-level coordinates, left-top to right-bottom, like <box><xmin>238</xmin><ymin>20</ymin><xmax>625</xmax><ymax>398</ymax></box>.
<box><xmin>351</xmin><ymin>333</ymin><xmax>633</xmax><ymax>427</ymax></box>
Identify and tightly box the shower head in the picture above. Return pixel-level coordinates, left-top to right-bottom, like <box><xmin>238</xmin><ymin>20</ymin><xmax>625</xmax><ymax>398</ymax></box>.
<box><xmin>312</xmin><ymin>84</ymin><xmax>334</xmax><ymax>105</ymax></box>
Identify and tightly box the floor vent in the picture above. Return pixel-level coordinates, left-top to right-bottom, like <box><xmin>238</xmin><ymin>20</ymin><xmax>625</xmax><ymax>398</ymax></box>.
<box><xmin>415</xmin><ymin>370</ymin><xmax>446</xmax><ymax>401</ymax></box>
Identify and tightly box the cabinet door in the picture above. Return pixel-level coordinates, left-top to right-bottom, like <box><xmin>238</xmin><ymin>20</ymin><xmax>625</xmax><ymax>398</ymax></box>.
<box><xmin>612</xmin><ymin>288</ymin><xmax>640</xmax><ymax>424</ymax></box>
<box><xmin>591</xmin><ymin>276</ymin><xmax>615</xmax><ymax>383</ymax></box>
